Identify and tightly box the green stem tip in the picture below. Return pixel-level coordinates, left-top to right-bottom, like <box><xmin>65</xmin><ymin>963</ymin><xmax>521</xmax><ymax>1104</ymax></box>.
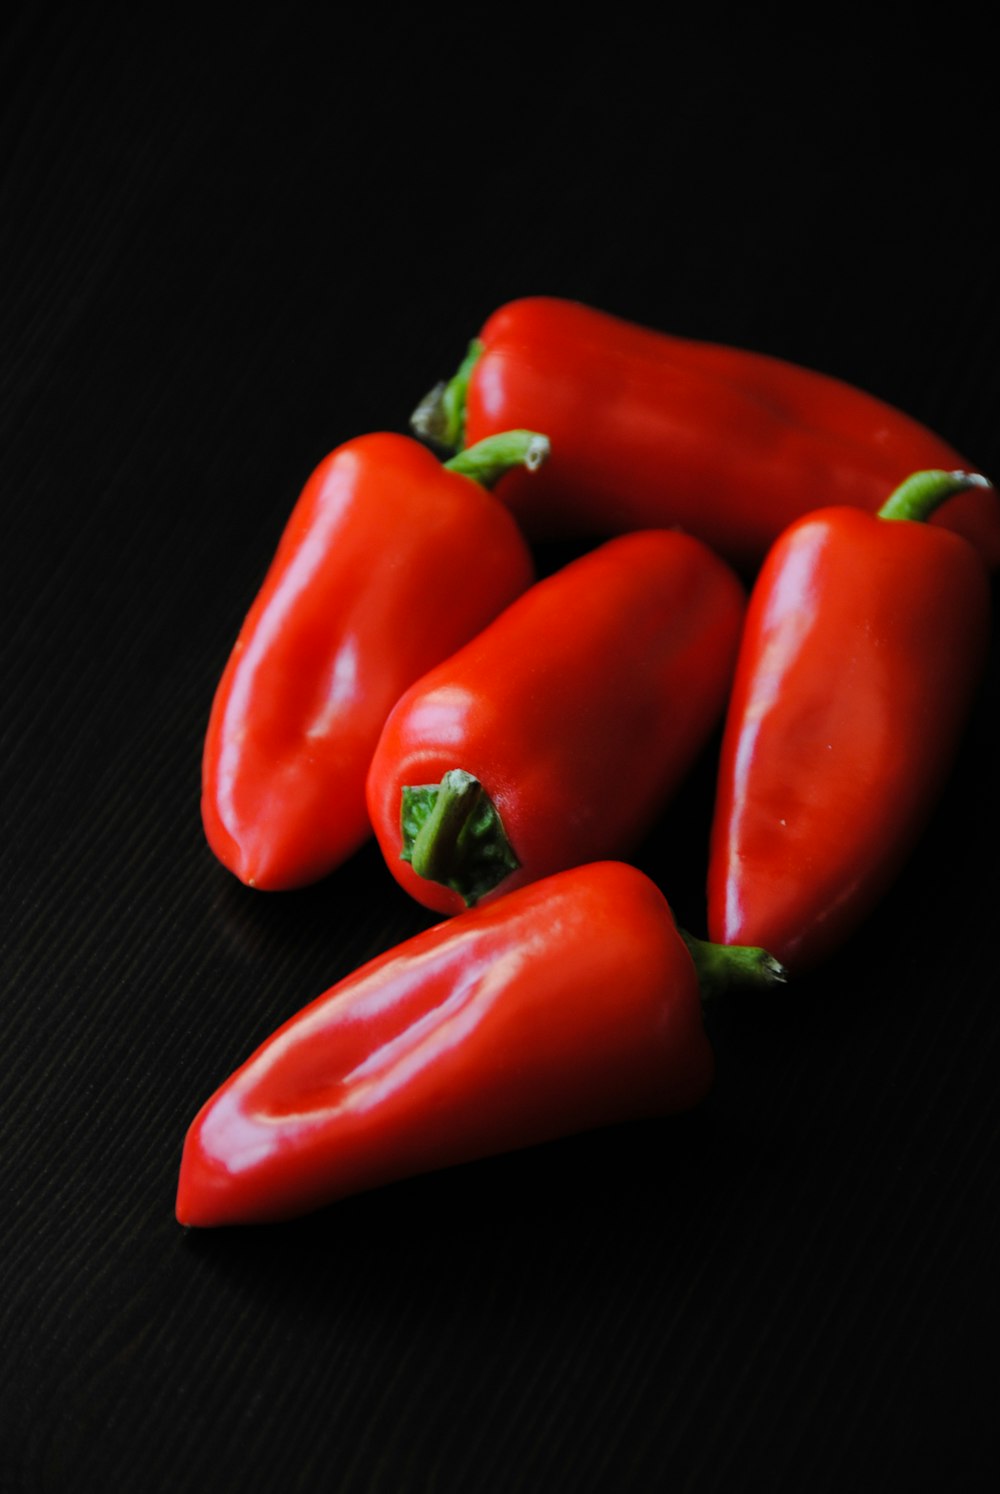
<box><xmin>444</xmin><ymin>430</ymin><xmax>550</xmax><ymax>490</ymax></box>
<box><xmin>878</xmin><ymin>469</ymin><xmax>994</xmax><ymax>524</ymax></box>
<box><xmin>401</xmin><ymin>770</ymin><xmax>519</xmax><ymax>907</ymax></box>
<box><xmin>682</xmin><ymin>932</ymin><xmax>788</xmax><ymax>1003</ymax></box>
<box><xmin>411</xmin><ymin>339</ymin><xmax>483</xmax><ymax>452</ymax></box>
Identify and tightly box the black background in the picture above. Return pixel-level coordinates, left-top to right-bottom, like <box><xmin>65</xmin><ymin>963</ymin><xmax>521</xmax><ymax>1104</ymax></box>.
<box><xmin>3</xmin><ymin>6</ymin><xmax>998</xmax><ymax>1491</ymax></box>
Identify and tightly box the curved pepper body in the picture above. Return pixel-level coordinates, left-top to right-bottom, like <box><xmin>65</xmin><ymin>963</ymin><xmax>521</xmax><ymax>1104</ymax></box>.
<box><xmin>175</xmin><ymin>861</ymin><xmax>714</xmax><ymax>1225</ymax></box>
<box><xmin>458</xmin><ymin>297</ymin><xmax>999</xmax><ymax>569</ymax></box>
<box><xmin>367</xmin><ymin>529</ymin><xmax>745</xmax><ymax>914</ymax></box>
<box><xmin>201</xmin><ymin>433</ymin><xmax>534</xmax><ymax>890</ymax></box>
<box><xmin>707</xmin><ymin>507</ymin><xmax>991</xmax><ymax>973</ymax></box>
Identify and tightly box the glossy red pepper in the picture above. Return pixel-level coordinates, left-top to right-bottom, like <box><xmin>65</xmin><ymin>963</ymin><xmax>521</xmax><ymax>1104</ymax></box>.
<box><xmin>201</xmin><ymin>430</ymin><xmax>544</xmax><ymax>891</ymax></box>
<box><xmin>366</xmin><ymin>529</ymin><xmax>745</xmax><ymax>914</ymax></box>
<box><xmin>413</xmin><ymin>297</ymin><xmax>1000</xmax><ymax>571</ymax></box>
<box><xmin>707</xmin><ymin>470</ymin><xmax>993</xmax><ymax>975</ymax></box>
<box><xmin>175</xmin><ymin>861</ymin><xmax>784</xmax><ymax>1226</ymax></box>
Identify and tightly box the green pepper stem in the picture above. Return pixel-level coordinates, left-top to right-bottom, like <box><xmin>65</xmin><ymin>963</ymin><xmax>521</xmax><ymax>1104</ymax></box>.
<box><xmin>409</xmin><ymin>771</ymin><xmax>485</xmax><ymax>883</ymax></box>
<box><xmin>444</xmin><ymin>430</ymin><xmax>550</xmax><ymax>490</ymax></box>
<box><xmin>877</xmin><ymin>469</ymin><xmax>994</xmax><ymax>524</ymax></box>
<box><xmin>401</xmin><ymin>770</ymin><xmax>519</xmax><ymax>906</ymax></box>
<box><xmin>682</xmin><ymin>932</ymin><xmax>787</xmax><ymax>1003</ymax></box>
<box><xmin>411</xmin><ymin>339</ymin><xmax>483</xmax><ymax>452</ymax></box>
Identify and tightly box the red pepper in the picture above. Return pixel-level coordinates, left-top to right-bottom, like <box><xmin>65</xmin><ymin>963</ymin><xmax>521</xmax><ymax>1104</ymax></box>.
<box><xmin>175</xmin><ymin>861</ymin><xmax>784</xmax><ymax>1226</ymax></box>
<box><xmin>201</xmin><ymin>429</ymin><xmax>544</xmax><ymax>891</ymax></box>
<box><xmin>413</xmin><ymin>297</ymin><xmax>1000</xmax><ymax>571</ymax></box>
<box><xmin>706</xmin><ymin>469</ymin><xmax>993</xmax><ymax>975</ymax></box>
<box><xmin>366</xmin><ymin>529</ymin><xmax>745</xmax><ymax>914</ymax></box>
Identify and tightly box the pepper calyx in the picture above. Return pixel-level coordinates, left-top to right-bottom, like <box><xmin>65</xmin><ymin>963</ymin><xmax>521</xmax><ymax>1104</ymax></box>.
<box><xmin>401</xmin><ymin>770</ymin><xmax>519</xmax><ymax>907</ymax></box>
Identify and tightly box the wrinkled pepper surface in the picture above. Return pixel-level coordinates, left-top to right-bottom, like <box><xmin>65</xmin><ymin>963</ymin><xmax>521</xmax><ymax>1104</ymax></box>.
<box><xmin>413</xmin><ymin>297</ymin><xmax>1000</xmax><ymax>570</ymax></box>
<box><xmin>366</xmin><ymin>528</ymin><xmax>745</xmax><ymax>914</ymax></box>
<box><xmin>707</xmin><ymin>469</ymin><xmax>993</xmax><ymax>974</ymax></box>
<box><xmin>201</xmin><ymin>430</ymin><xmax>543</xmax><ymax>891</ymax></box>
<box><xmin>176</xmin><ymin>861</ymin><xmax>784</xmax><ymax>1226</ymax></box>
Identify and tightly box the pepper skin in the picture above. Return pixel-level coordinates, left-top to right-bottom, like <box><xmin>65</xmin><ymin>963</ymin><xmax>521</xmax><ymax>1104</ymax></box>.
<box><xmin>706</xmin><ymin>471</ymin><xmax>993</xmax><ymax>975</ymax></box>
<box><xmin>201</xmin><ymin>432</ymin><xmax>538</xmax><ymax>891</ymax></box>
<box><xmin>176</xmin><ymin>863</ymin><xmax>737</xmax><ymax>1226</ymax></box>
<box><xmin>366</xmin><ymin>529</ymin><xmax>745</xmax><ymax>914</ymax></box>
<box><xmin>414</xmin><ymin>297</ymin><xmax>1000</xmax><ymax>571</ymax></box>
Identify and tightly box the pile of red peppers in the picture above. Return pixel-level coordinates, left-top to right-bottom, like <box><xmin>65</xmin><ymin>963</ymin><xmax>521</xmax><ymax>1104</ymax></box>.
<box><xmin>178</xmin><ymin>296</ymin><xmax>996</xmax><ymax>1227</ymax></box>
